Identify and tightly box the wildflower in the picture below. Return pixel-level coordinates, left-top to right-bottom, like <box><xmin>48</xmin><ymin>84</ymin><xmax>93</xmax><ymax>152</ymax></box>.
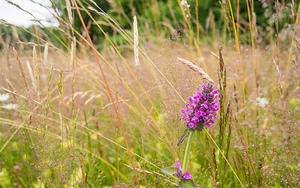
<box><xmin>256</xmin><ymin>97</ymin><xmax>269</xmax><ymax>108</ymax></box>
<box><xmin>1</xmin><ymin>103</ymin><xmax>19</xmax><ymax>110</ymax></box>
<box><xmin>181</xmin><ymin>0</ymin><xmax>190</xmax><ymax>8</ymax></box>
<box><xmin>91</xmin><ymin>133</ymin><xmax>98</xmax><ymax>140</ymax></box>
<box><xmin>175</xmin><ymin>160</ymin><xmax>192</xmax><ymax>180</ymax></box>
<box><xmin>289</xmin><ymin>98</ymin><xmax>300</xmax><ymax>105</ymax></box>
<box><xmin>0</xmin><ymin>93</ymin><xmax>9</xmax><ymax>102</ymax></box>
<box><xmin>180</xmin><ymin>0</ymin><xmax>190</xmax><ymax>18</ymax></box>
<box><xmin>145</xmin><ymin>42</ymin><xmax>151</xmax><ymax>48</ymax></box>
<box><xmin>180</xmin><ymin>83</ymin><xmax>220</xmax><ymax>130</ymax></box>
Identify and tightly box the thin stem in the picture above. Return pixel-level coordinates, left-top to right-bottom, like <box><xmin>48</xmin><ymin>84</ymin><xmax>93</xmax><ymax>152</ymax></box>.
<box><xmin>204</xmin><ymin>128</ymin><xmax>244</xmax><ymax>187</ymax></box>
<box><xmin>182</xmin><ymin>130</ymin><xmax>194</xmax><ymax>174</ymax></box>
<box><xmin>71</xmin><ymin>0</ymin><xmax>139</xmax><ymax>186</ymax></box>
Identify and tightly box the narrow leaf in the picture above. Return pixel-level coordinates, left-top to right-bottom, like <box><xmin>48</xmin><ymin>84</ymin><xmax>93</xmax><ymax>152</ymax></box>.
<box><xmin>177</xmin><ymin>128</ymin><xmax>190</xmax><ymax>146</ymax></box>
<box><xmin>179</xmin><ymin>179</ymin><xmax>196</xmax><ymax>188</ymax></box>
<box><xmin>0</xmin><ymin>168</ymin><xmax>12</xmax><ymax>188</ymax></box>
<box><xmin>161</xmin><ymin>166</ymin><xmax>177</xmax><ymax>176</ymax></box>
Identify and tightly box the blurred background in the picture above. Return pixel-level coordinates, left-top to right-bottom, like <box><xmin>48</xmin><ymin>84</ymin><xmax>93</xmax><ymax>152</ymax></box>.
<box><xmin>0</xmin><ymin>0</ymin><xmax>299</xmax><ymax>187</ymax></box>
<box><xmin>0</xmin><ymin>0</ymin><xmax>298</xmax><ymax>49</ymax></box>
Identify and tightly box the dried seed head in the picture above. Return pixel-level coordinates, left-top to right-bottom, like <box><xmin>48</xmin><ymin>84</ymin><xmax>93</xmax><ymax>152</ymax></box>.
<box><xmin>177</xmin><ymin>57</ymin><xmax>214</xmax><ymax>83</ymax></box>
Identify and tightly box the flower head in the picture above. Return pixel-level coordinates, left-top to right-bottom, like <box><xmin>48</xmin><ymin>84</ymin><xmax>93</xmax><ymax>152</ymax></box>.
<box><xmin>0</xmin><ymin>93</ymin><xmax>9</xmax><ymax>102</ymax></box>
<box><xmin>1</xmin><ymin>103</ymin><xmax>19</xmax><ymax>110</ymax></box>
<box><xmin>174</xmin><ymin>160</ymin><xmax>192</xmax><ymax>180</ymax></box>
<box><xmin>256</xmin><ymin>97</ymin><xmax>269</xmax><ymax>108</ymax></box>
<box><xmin>180</xmin><ymin>83</ymin><xmax>220</xmax><ymax>130</ymax></box>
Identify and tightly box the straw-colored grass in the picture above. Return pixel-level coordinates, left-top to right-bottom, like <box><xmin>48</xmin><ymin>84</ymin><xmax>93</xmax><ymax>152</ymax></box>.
<box><xmin>0</xmin><ymin>0</ymin><xmax>299</xmax><ymax>187</ymax></box>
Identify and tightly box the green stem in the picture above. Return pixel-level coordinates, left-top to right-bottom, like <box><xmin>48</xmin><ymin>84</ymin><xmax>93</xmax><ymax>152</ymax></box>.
<box><xmin>182</xmin><ymin>130</ymin><xmax>195</xmax><ymax>174</ymax></box>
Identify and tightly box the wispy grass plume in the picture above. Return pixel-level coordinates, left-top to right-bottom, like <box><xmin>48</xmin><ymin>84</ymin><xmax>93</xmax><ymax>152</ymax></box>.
<box><xmin>177</xmin><ymin>57</ymin><xmax>214</xmax><ymax>83</ymax></box>
<box><xmin>133</xmin><ymin>15</ymin><xmax>139</xmax><ymax>66</ymax></box>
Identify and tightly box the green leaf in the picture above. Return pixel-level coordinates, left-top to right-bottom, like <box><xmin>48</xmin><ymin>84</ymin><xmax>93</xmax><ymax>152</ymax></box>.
<box><xmin>177</xmin><ymin>128</ymin><xmax>190</xmax><ymax>146</ymax></box>
<box><xmin>161</xmin><ymin>166</ymin><xmax>177</xmax><ymax>176</ymax></box>
<box><xmin>0</xmin><ymin>168</ymin><xmax>12</xmax><ymax>188</ymax></box>
<box><xmin>179</xmin><ymin>179</ymin><xmax>196</xmax><ymax>188</ymax></box>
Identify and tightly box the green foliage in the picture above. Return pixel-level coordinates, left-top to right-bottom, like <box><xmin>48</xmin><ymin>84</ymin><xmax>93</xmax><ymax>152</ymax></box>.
<box><xmin>162</xmin><ymin>166</ymin><xmax>177</xmax><ymax>176</ymax></box>
<box><xmin>179</xmin><ymin>179</ymin><xmax>196</xmax><ymax>188</ymax></box>
<box><xmin>0</xmin><ymin>137</ymin><xmax>36</xmax><ymax>187</ymax></box>
<box><xmin>0</xmin><ymin>0</ymin><xmax>298</xmax><ymax>50</ymax></box>
<box><xmin>0</xmin><ymin>168</ymin><xmax>12</xmax><ymax>188</ymax></box>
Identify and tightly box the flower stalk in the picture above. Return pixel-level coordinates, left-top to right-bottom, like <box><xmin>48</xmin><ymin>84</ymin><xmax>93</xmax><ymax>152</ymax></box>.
<box><xmin>182</xmin><ymin>130</ymin><xmax>194</xmax><ymax>174</ymax></box>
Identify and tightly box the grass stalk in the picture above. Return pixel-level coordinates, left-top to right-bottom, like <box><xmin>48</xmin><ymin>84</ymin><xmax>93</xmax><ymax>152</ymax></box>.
<box><xmin>227</xmin><ymin>0</ymin><xmax>245</xmax><ymax>102</ymax></box>
<box><xmin>25</xmin><ymin>60</ymin><xmax>37</xmax><ymax>91</ymax></box>
<box><xmin>283</xmin><ymin>2</ymin><xmax>300</xmax><ymax>92</ymax></box>
<box><xmin>182</xmin><ymin>130</ymin><xmax>194</xmax><ymax>174</ymax></box>
<box><xmin>43</xmin><ymin>42</ymin><xmax>48</xmax><ymax>65</ymax></box>
<box><xmin>13</xmin><ymin>48</ymin><xmax>28</xmax><ymax>89</ymax></box>
<box><xmin>133</xmin><ymin>15</ymin><xmax>139</xmax><ymax>66</ymax></box>
<box><xmin>71</xmin><ymin>0</ymin><xmax>140</xmax><ymax>186</ymax></box>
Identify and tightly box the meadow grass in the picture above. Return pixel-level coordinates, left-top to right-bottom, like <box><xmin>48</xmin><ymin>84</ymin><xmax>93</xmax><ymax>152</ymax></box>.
<box><xmin>0</xmin><ymin>0</ymin><xmax>299</xmax><ymax>187</ymax></box>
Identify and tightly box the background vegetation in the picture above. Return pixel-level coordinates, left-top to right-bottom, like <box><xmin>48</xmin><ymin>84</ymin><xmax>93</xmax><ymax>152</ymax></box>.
<box><xmin>1</xmin><ymin>0</ymin><xmax>298</xmax><ymax>49</ymax></box>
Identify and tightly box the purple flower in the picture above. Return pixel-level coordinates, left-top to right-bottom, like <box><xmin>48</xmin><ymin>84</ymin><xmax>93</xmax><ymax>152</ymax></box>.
<box><xmin>180</xmin><ymin>83</ymin><xmax>220</xmax><ymax>130</ymax></box>
<box><xmin>145</xmin><ymin>42</ymin><xmax>151</xmax><ymax>48</ymax></box>
<box><xmin>175</xmin><ymin>160</ymin><xmax>192</xmax><ymax>180</ymax></box>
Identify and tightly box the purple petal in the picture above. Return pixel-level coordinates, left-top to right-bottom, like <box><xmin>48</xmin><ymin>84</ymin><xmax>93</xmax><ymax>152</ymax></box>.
<box><xmin>175</xmin><ymin>160</ymin><xmax>181</xmax><ymax>169</ymax></box>
<box><xmin>183</xmin><ymin>170</ymin><xmax>192</xmax><ymax>180</ymax></box>
<box><xmin>188</xmin><ymin>122</ymin><xmax>196</xmax><ymax>129</ymax></box>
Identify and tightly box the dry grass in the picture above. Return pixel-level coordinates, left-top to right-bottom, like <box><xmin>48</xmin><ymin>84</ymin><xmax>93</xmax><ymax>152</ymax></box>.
<box><xmin>0</xmin><ymin>36</ymin><xmax>299</xmax><ymax>186</ymax></box>
<box><xmin>0</xmin><ymin>1</ymin><xmax>299</xmax><ymax>187</ymax></box>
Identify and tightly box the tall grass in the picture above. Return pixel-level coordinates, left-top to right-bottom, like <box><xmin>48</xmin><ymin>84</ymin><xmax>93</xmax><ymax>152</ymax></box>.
<box><xmin>0</xmin><ymin>0</ymin><xmax>299</xmax><ymax>187</ymax></box>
